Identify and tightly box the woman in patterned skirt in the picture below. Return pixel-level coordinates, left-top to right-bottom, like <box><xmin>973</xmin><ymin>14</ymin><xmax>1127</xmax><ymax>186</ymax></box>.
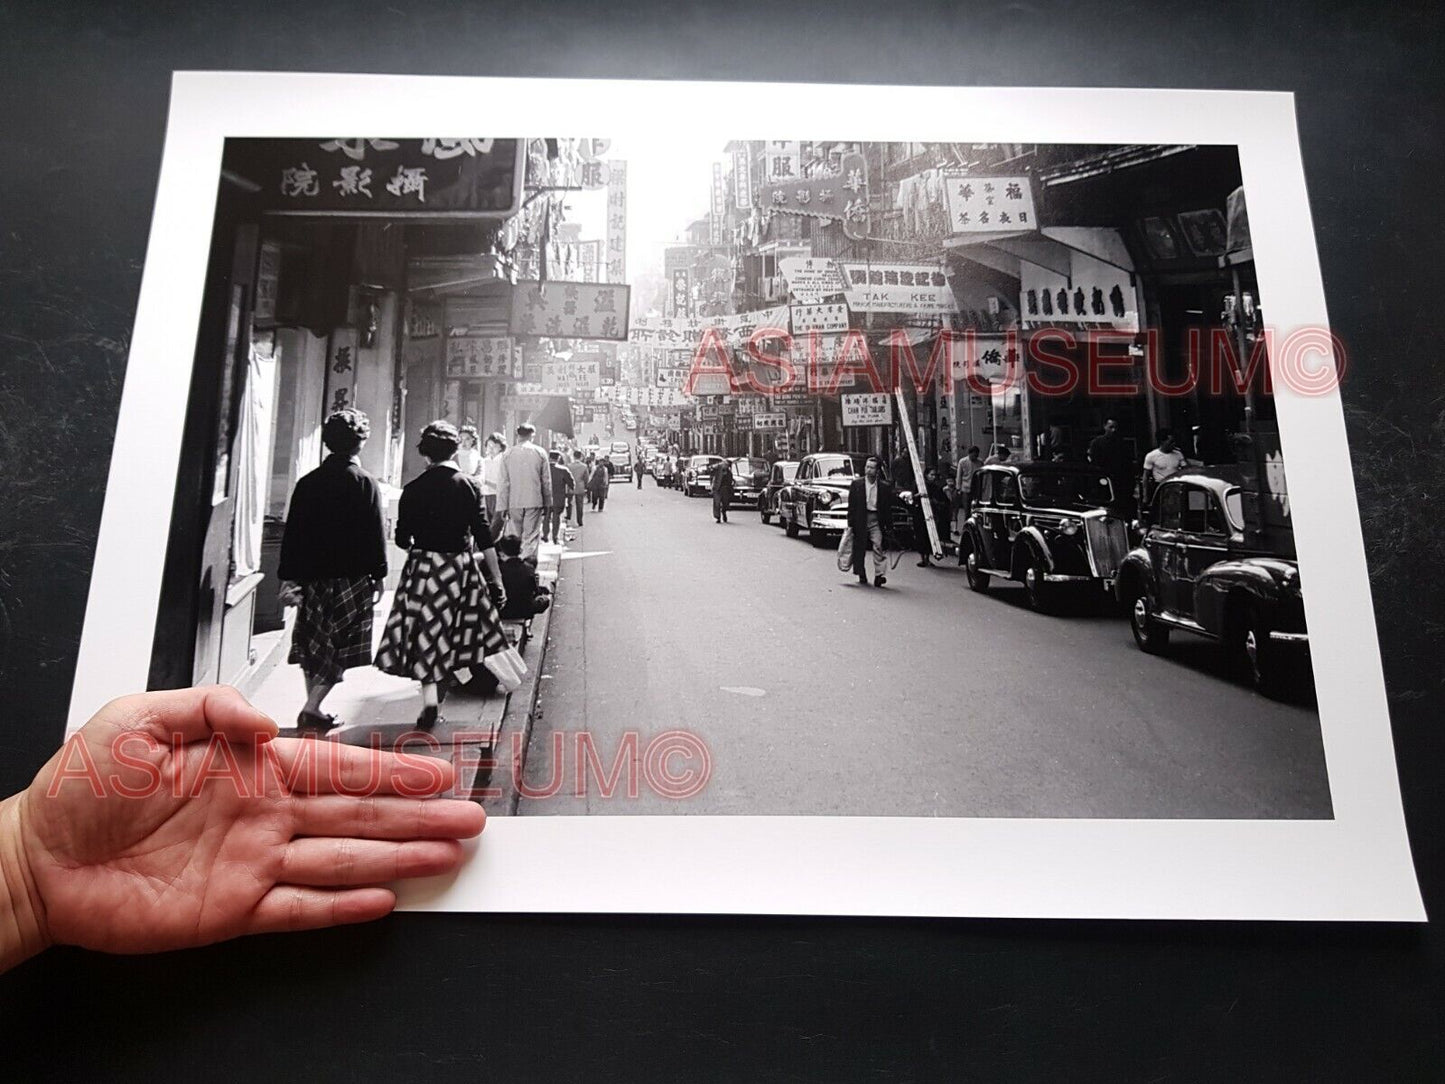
<box><xmin>375</xmin><ymin>421</ymin><xmax>510</xmax><ymax>729</ymax></box>
<box><xmin>278</xmin><ymin>408</ymin><xmax>389</xmax><ymax>732</ymax></box>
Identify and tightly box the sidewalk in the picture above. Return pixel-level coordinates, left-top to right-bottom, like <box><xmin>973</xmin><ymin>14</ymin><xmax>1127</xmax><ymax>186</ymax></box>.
<box><xmin>246</xmin><ymin>533</ymin><xmax>564</xmax><ymax>808</ymax></box>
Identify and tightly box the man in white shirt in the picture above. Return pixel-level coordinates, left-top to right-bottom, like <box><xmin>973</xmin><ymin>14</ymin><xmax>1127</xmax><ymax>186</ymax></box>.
<box><xmin>497</xmin><ymin>423</ymin><xmax>552</xmax><ymax>560</ymax></box>
<box><xmin>954</xmin><ymin>445</ymin><xmax>982</xmax><ymax>524</ymax></box>
<box><xmin>1141</xmin><ymin>428</ymin><xmax>1190</xmax><ymax>504</ymax></box>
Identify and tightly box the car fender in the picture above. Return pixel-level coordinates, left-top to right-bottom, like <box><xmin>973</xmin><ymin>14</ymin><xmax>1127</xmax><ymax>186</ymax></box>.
<box><xmin>1011</xmin><ymin>526</ymin><xmax>1054</xmax><ymax>577</ymax></box>
<box><xmin>1115</xmin><ymin>546</ymin><xmax>1155</xmax><ymax>605</ymax></box>
<box><xmin>1195</xmin><ymin>558</ymin><xmax>1293</xmax><ymax>635</ymax></box>
<box><xmin>959</xmin><ymin>519</ymin><xmax>988</xmax><ymax>560</ymax></box>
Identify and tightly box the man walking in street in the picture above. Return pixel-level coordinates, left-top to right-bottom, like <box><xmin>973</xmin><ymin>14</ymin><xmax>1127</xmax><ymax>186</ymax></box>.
<box><xmin>498</xmin><ymin>422</ymin><xmax>552</xmax><ymax>561</ymax></box>
<box><xmin>566</xmin><ymin>449</ymin><xmax>589</xmax><ymax>527</ymax></box>
<box><xmin>712</xmin><ymin>457</ymin><xmax>734</xmax><ymax>523</ymax></box>
<box><xmin>543</xmin><ymin>450</ymin><xmax>574</xmax><ymax>546</ymax></box>
<box><xmin>842</xmin><ymin>455</ymin><xmax>895</xmax><ymax>587</ymax></box>
<box><xmin>636</xmin><ymin>446</ymin><xmax>646</xmax><ymax>489</ymax></box>
<box><xmin>954</xmin><ymin>445</ymin><xmax>982</xmax><ymax>526</ymax></box>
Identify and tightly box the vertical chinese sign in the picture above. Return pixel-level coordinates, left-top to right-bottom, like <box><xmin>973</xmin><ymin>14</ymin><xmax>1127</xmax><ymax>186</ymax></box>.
<box><xmin>671</xmin><ymin>268</ymin><xmax>693</xmax><ymax>319</ymax></box>
<box><xmin>732</xmin><ymin>144</ymin><xmax>753</xmax><ymax>211</ymax></box>
<box><xmin>606</xmin><ymin>160</ymin><xmax>627</xmax><ymax>284</ymax></box>
<box><xmin>710</xmin><ymin>161</ymin><xmax>725</xmax><ymax>245</ymax></box>
<box><xmin>325</xmin><ymin>327</ymin><xmax>360</xmax><ymax>414</ymax></box>
<box><xmin>764</xmin><ymin>140</ymin><xmax>801</xmax><ymax>184</ymax></box>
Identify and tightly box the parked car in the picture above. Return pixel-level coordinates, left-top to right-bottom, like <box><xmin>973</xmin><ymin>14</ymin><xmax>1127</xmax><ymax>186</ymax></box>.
<box><xmin>958</xmin><ymin>462</ymin><xmax>1131</xmax><ymax>612</ymax></box>
<box><xmin>608</xmin><ymin>441</ymin><xmax>633</xmax><ymax>482</ymax></box>
<box><xmin>777</xmin><ymin>452</ymin><xmax>870</xmax><ymax>546</ymax></box>
<box><xmin>726</xmin><ymin>457</ymin><xmax>768</xmax><ymax>507</ymax></box>
<box><xmin>682</xmin><ymin>454</ymin><xmax>726</xmax><ymax>497</ymax></box>
<box><xmin>652</xmin><ymin>453</ymin><xmax>675</xmax><ymax>487</ymax></box>
<box><xmin>1115</xmin><ymin>468</ymin><xmax>1309</xmax><ymax>697</ymax></box>
<box><xmin>758</xmin><ymin>460</ymin><xmax>799</xmax><ymax>524</ymax></box>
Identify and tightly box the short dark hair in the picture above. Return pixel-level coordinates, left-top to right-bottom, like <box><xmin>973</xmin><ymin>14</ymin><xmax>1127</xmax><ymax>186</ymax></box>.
<box><xmin>418</xmin><ymin>419</ymin><xmax>460</xmax><ymax>462</ymax></box>
<box><xmin>516</xmin><ymin>422</ymin><xmax>536</xmax><ymax>439</ymax></box>
<box><xmin>549</xmin><ymin>450</ymin><xmax>562</xmax><ymax>463</ymax></box>
<box><xmin>1156</xmin><ymin>427</ymin><xmax>1174</xmax><ymax>444</ymax></box>
<box><xmin>967</xmin><ymin>445</ymin><xmax>980</xmax><ymax>456</ymax></box>
<box><xmin>322</xmin><ymin>409</ymin><xmax>370</xmax><ymax>455</ymax></box>
<box><xmin>495</xmin><ymin>533</ymin><xmax>523</xmax><ymax>557</ymax></box>
<box><xmin>484</xmin><ymin>431</ymin><xmax>507</xmax><ymax>451</ymax></box>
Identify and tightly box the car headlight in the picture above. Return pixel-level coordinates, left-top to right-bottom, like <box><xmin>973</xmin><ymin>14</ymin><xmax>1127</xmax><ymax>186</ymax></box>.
<box><xmin>815</xmin><ymin>491</ymin><xmax>836</xmax><ymax>507</ymax></box>
<box><xmin>1060</xmin><ymin>518</ymin><xmax>1081</xmax><ymax>535</ymax></box>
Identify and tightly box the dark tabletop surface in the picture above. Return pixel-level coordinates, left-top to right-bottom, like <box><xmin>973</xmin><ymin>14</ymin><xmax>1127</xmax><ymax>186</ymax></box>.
<box><xmin>1</xmin><ymin>1</ymin><xmax>1442</xmax><ymax>1078</ymax></box>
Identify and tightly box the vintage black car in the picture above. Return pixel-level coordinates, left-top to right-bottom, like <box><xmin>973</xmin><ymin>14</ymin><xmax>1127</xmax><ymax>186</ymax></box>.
<box><xmin>726</xmin><ymin>457</ymin><xmax>769</xmax><ymax>507</ymax></box>
<box><xmin>758</xmin><ymin>460</ymin><xmax>799</xmax><ymax>524</ymax></box>
<box><xmin>778</xmin><ymin>452</ymin><xmax>869</xmax><ymax>545</ymax></box>
<box><xmin>682</xmin><ymin>454</ymin><xmax>726</xmax><ymax>497</ymax></box>
<box><xmin>1115</xmin><ymin>468</ymin><xmax>1309</xmax><ymax>697</ymax></box>
<box><xmin>958</xmin><ymin>462</ymin><xmax>1131</xmax><ymax>611</ymax></box>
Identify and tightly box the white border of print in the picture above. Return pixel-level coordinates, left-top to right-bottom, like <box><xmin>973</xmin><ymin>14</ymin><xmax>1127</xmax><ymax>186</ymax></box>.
<box><xmin>69</xmin><ymin>72</ymin><xmax>1424</xmax><ymax>921</ymax></box>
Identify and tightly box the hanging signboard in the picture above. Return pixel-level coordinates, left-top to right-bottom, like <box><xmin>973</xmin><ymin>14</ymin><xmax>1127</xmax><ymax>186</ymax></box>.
<box><xmin>753</xmin><ymin>412</ymin><xmax>787</xmax><ymax>431</ymax></box>
<box><xmin>943</xmin><ymin>174</ymin><xmax>1037</xmax><ymax>233</ymax></box>
<box><xmin>841</xmin><ymin>393</ymin><xmax>893</xmax><ymax>427</ymax></box>
<box><xmin>671</xmin><ymin>268</ymin><xmax>692</xmax><ymax>318</ymax></box>
<box><xmin>605</xmin><ymin>161</ymin><xmax>627</xmax><ymax>283</ymax></box>
<box><xmin>445</xmin><ymin>336</ymin><xmax>522</xmax><ymax>379</ymax></box>
<box><xmin>540</xmin><ymin>356</ymin><xmax>602</xmax><ymax>392</ymax></box>
<box><xmin>790</xmin><ymin>301</ymin><xmax>849</xmax><ymax>333</ymax></box>
<box><xmin>227</xmin><ymin>137</ymin><xmax>526</xmax><ymax>218</ymax></box>
<box><xmin>324</xmin><ymin>327</ymin><xmax>359</xmax><ymax>415</ymax></box>
<box><xmin>758</xmin><ymin>150</ymin><xmax>869</xmax><ymax>241</ymax></box>
<box><xmin>509</xmin><ymin>281</ymin><xmax>630</xmax><ymax>340</ymax></box>
<box><xmin>710</xmin><ymin>161</ymin><xmax>726</xmax><ymax>245</ymax></box>
<box><xmin>778</xmin><ymin>257</ymin><xmax>845</xmax><ymax>304</ymax></box>
<box><xmin>1019</xmin><ymin>242</ymin><xmax>1140</xmax><ymax>331</ymax></box>
<box><xmin>732</xmin><ymin>145</ymin><xmax>753</xmax><ymax>210</ymax></box>
<box><xmin>838</xmin><ymin>262</ymin><xmax>956</xmax><ymax>314</ymax></box>
<box><xmin>763</xmin><ymin>140</ymin><xmax>801</xmax><ymax>183</ymax></box>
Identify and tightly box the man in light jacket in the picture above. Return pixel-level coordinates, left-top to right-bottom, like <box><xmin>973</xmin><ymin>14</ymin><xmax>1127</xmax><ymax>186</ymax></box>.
<box><xmin>497</xmin><ymin>422</ymin><xmax>552</xmax><ymax>560</ymax></box>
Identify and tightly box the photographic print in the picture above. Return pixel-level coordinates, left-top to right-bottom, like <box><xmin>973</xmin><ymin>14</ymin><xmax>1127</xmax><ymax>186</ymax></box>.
<box><xmin>68</xmin><ymin>74</ymin><xmax>1422</xmax><ymax>919</ymax></box>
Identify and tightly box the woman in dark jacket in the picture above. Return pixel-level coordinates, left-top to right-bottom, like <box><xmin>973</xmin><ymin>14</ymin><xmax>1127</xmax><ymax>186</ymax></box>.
<box><xmin>278</xmin><ymin>409</ymin><xmax>388</xmax><ymax>732</ymax></box>
<box><xmin>375</xmin><ymin>421</ymin><xmax>510</xmax><ymax>729</ymax></box>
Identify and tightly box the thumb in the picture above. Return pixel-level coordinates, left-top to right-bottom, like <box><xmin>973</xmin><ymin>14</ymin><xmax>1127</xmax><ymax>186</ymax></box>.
<box><xmin>98</xmin><ymin>686</ymin><xmax>279</xmax><ymax>746</ymax></box>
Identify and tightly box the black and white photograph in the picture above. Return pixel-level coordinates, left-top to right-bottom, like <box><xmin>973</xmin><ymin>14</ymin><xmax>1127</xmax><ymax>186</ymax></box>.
<box><xmin>62</xmin><ymin>74</ymin><xmax>1420</xmax><ymax>921</ymax></box>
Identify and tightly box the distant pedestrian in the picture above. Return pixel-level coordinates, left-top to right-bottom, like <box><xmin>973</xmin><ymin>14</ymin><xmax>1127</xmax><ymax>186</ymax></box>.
<box><xmin>983</xmin><ymin>443</ymin><xmax>1011</xmax><ymax>466</ymax></box>
<box><xmin>712</xmin><ymin>457</ymin><xmax>734</xmax><ymax>523</ymax></box>
<box><xmin>375</xmin><ymin>421</ymin><xmax>509</xmax><ymax>730</ymax></box>
<box><xmin>544</xmin><ymin>450</ymin><xmax>574</xmax><ymax>545</ymax></box>
<box><xmin>455</xmin><ymin>424</ymin><xmax>482</xmax><ymax>478</ymax></box>
<box><xmin>954</xmin><ymin>445</ymin><xmax>982</xmax><ymax>523</ymax></box>
<box><xmin>840</xmin><ymin>456</ymin><xmax>895</xmax><ymax>587</ymax></box>
<box><xmin>589</xmin><ymin>455</ymin><xmax>612</xmax><ymax>511</ymax></box>
<box><xmin>912</xmin><ymin>467</ymin><xmax>951</xmax><ymax>567</ymax></box>
<box><xmin>1141</xmin><ymin>427</ymin><xmax>1190</xmax><ymax>505</ymax></box>
<box><xmin>479</xmin><ymin>432</ymin><xmax>506</xmax><ymax>525</ymax></box>
<box><xmin>277</xmin><ymin>408</ymin><xmax>388</xmax><ymax>732</ymax></box>
<box><xmin>566</xmin><ymin>449</ymin><xmax>589</xmax><ymax>526</ymax></box>
<box><xmin>497</xmin><ymin>422</ymin><xmax>552</xmax><ymax>560</ymax></box>
<box><xmin>636</xmin><ymin>449</ymin><xmax>646</xmax><ymax>489</ymax></box>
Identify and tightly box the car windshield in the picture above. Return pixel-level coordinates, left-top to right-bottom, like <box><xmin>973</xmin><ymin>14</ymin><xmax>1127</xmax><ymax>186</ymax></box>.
<box><xmin>691</xmin><ymin>456</ymin><xmax>721</xmax><ymax>467</ymax></box>
<box><xmin>815</xmin><ymin>456</ymin><xmax>858</xmax><ymax>478</ymax></box>
<box><xmin>732</xmin><ymin>458</ymin><xmax>766</xmax><ymax>478</ymax></box>
<box><xmin>1018</xmin><ymin>470</ymin><xmax>1113</xmax><ymax>508</ymax></box>
<box><xmin>1224</xmin><ymin>487</ymin><xmax>1244</xmax><ymax>530</ymax></box>
<box><xmin>610</xmin><ymin>442</ymin><xmax>629</xmax><ymax>452</ymax></box>
<box><xmin>775</xmin><ymin>463</ymin><xmax>798</xmax><ymax>482</ymax></box>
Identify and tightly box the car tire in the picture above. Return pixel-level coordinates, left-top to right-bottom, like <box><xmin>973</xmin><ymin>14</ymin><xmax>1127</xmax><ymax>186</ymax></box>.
<box><xmin>808</xmin><ymin>526</ymin><xmax>830</xmax><ymax>548</ymax></box>
<box><xmin>963</xmin><ymin>541</ymin><xmax>990</xmax><ymax>593</ymax></box>
<box><xmin>1022</xmin><ymin>553</ymin><xmax>1053</xmax><ymax>613</ymax></box>
<box><xmin>784</xmin><ymin>512</ymin><xmax>799</xmax><ymax>538</ymax></box>
<box><xmin>1129</xmin><ymin>589</ymin><xmax>1170</xmax><ymax>654</ymax></box>
<box><xmin>760</xmin><ymin>502</ymin><xmax>771</xmax><ymax>525</ymax></box>
<box><xmin>1239</xmin><ymin>602</ymin><xmax>1286</xmax><ymax>699</ymax></box>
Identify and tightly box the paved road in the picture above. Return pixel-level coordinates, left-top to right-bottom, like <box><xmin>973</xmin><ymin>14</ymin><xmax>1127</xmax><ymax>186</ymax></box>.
<box><xmin>516</xmin><ymin>475</ymin><xmax>1332</xmax><ymax>818</ymax></box>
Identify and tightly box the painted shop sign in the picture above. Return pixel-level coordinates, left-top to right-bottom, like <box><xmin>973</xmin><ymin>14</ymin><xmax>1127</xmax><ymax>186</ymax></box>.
<box><xmin>510</xmin><ymin>281</ymin><xmax>631</xmax><ymax>341</ymax></box>
<box><xmin>228</xmin><ymin>137</ymin><xmax>525</xmax><ymax>217</ymax></box>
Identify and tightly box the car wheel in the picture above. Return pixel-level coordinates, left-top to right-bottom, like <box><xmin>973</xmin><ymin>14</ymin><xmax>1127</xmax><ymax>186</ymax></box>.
<box><xmin>963</xmin><ymin>542</ymin><xmax>990</xmax><ymax>593</ymax></box>
<box><xmin>1240</xmin><ymin>603</ymin><xmax>1286</xmax><ymax>698</ymax></box>
<box><xmin>1129</xmin><ymin>589</ymin><xmax>1170</xmax><ymax>654</ymax></box>
<box><xmin>1022</xmin><ymin>554</ymin><xmax>1053</xmax><ymax>613</ymax></box>
<box><xmin>808</xmin><ymin>524</ymin><xmax>830</xmax><ymax>547</ymax></box>
<box><xmin>784</xmin><ymin>510</ymin><xmax>799</xmax><ymax>538</ymax></box>
<box><xmin>760</xmin><ymin>500</ymin><xmax>771</xmax><ymax>525</ymax></box>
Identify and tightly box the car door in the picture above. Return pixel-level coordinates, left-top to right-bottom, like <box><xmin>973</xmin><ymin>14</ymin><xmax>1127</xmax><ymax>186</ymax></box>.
<box><xmin>972</xmin><ymin>470</ymin><xmax>1001</xmax><ymax>568</ymax></box>
<box><xmin>1147</xmin><ymin>482</ymin><xmax>1187</xmax><ymax>616</ymax></box>
<box><xmin>992</xmin><ymin>471</ymin><xmax>1022</xmax><ymax>567</ymax></box>
<box><xmin>1173</xmin><ymin>484</ymin><xmax>1230</xmax><ymax>620</ymax></box>
<box><xmin>790</xmin><ymin>459</ymin><xmax>811</xmax><ymax>522</ymax></box>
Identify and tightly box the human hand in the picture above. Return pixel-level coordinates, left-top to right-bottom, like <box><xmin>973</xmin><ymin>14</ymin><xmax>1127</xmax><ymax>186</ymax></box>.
<box><xmin>0</xmin><ymin>686</ymin><xmax>483</xmax><ymax>968</ymax></box>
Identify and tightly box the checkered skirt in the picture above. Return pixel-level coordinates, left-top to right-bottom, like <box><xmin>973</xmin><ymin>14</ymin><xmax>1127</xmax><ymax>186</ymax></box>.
<box><xmin>374</xmin><ymin>549</ymin><xmax>506</xmax><ymax>685</ymax></box>
<box><xmin>288</xmin><ymin>576</ymin><xmax>376</xmax><ymax>683</ymax></box>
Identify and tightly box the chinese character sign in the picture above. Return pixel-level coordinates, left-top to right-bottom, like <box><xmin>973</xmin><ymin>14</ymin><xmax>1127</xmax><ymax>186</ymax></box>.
<box><xmin>606</xmin><ymin>161</ymin><xmax>627</xmax><ymax>283</ymax></box>
<box><xmin>778</xmin><ymin>257</ymin><xmax>847</xmax><ymax>304</ymax></box>
<box><xmin>789</xmin><ymin>302</ymin><xmax>849</xmax><ymax>334</ymax></box>
<box><xmin>838</xmin><ymin>263</ymin><xmax>956</xmax><ymax>315</ymax></box>
<box><xmin>445</xmin><ymin>336</ymin><xmax>522</xmax><ymax>379</ymax></box>
<box><xmin>671</xmin><ymin>268</ymin><xmax>692</xmax><ymax>318</ymax></box>
<box><xmin>841</xmin><ymin>393</ymin><xmax>893</xmax><ymax>427</ymax></box>
<box><xmin>509</xmin><ymin>281</ymin><xmax>631</xmax><ymax>341</ymax></box>
<box><xmin>325</xmin><ymin>327</ymin><xmax>359</xmax><ymax>413</ymax></box>
<box><xmin>764</xmin><ymin>140</ymin><xmax>801</xmax><ymax>183</ymax></box>
<box><xmin>710</xmin><ymin>161</ymin><xmax>725</xmax><ymax>245</ymax></box>
<box><xmin>226</xmin><ymin>138</ymin><xmax>526</xmax><ymax>217</ymax></box>
<box><xmin>943</xmin><ymin>175</ymin><xmax>1037</xmax><ymax>233</ymax></box>
<box><xmin>732</xmin><ymin>145</ymin><xmax>753</xmax><ymax>210</ymax></box>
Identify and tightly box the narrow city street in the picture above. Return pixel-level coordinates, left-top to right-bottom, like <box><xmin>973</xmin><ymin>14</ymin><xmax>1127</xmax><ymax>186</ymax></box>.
<box><xmin>517</xmin><ymin>478</ymin><xmax>1333</xmax><ymax>818</ymax></box>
